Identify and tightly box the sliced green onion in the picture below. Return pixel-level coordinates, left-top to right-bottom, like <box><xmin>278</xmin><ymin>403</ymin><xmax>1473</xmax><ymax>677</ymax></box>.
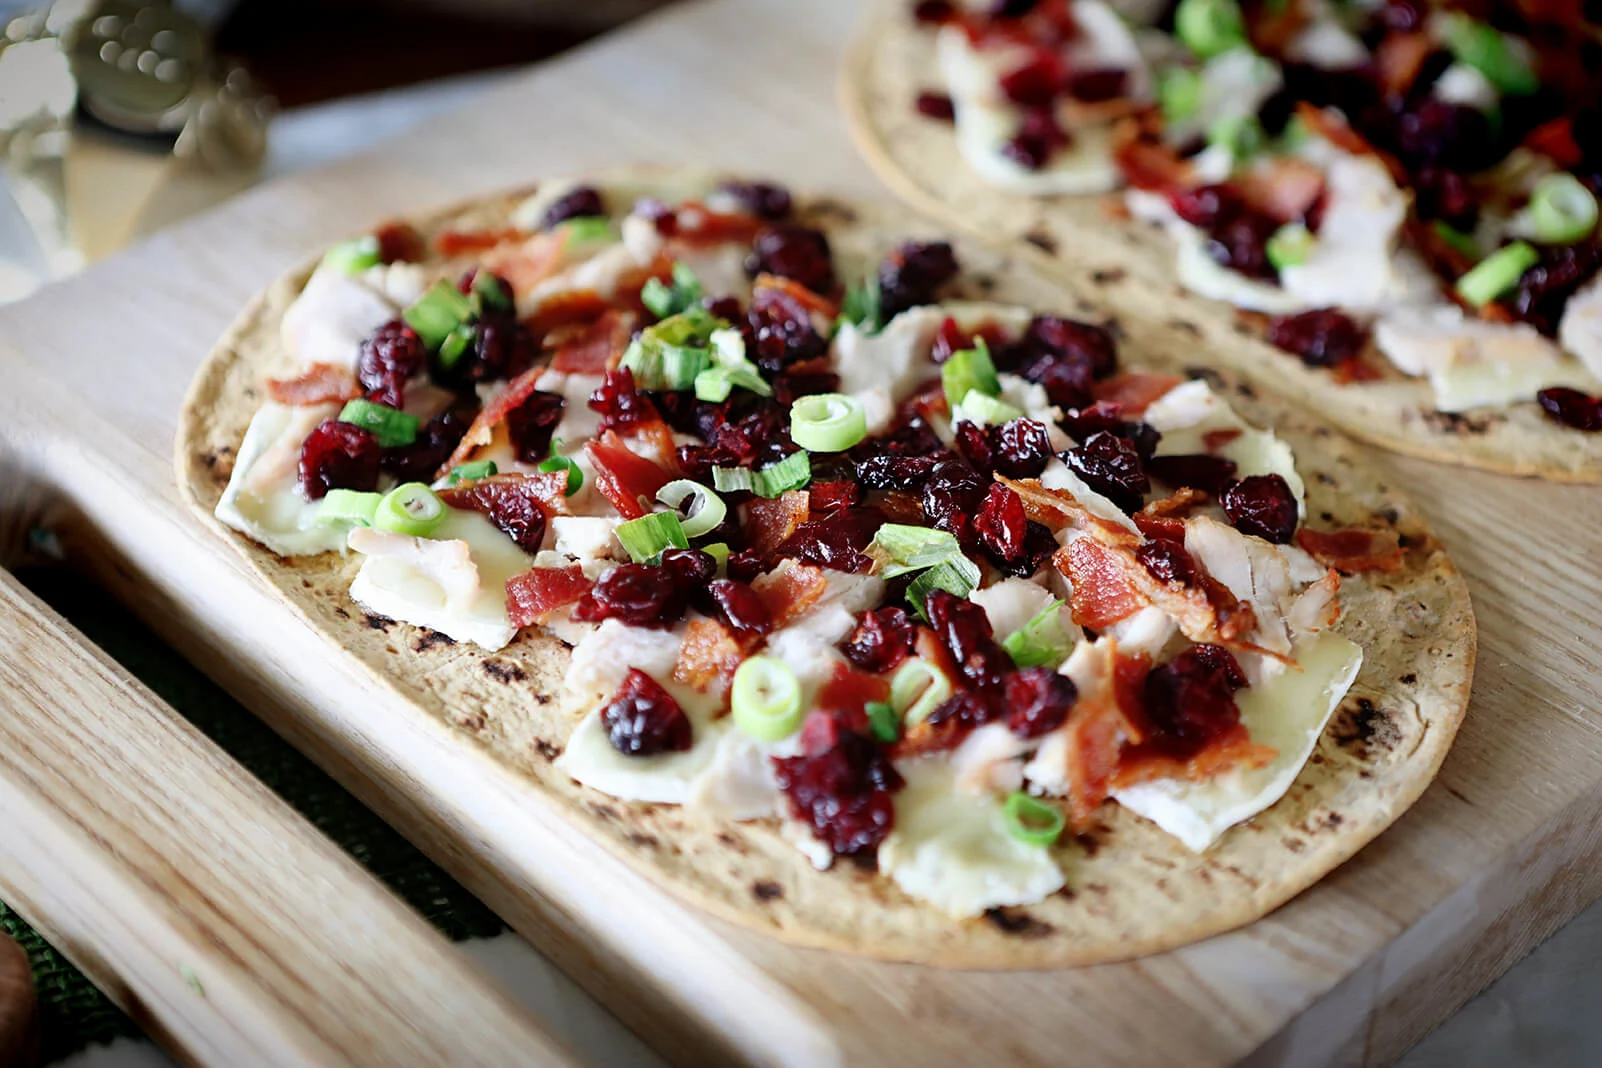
<box><xmin>731</xmin><ymin>656</ymin><xmax>804</xmax><ymax>742</ymax></box>
<box><xmin>866</xmin><ymin>701</ymin><xmax>901</xmax><ymax>744</ymax></box>
<box><xmin>445</xmin><ymin>459</ymin><xmax>498</xmax><ymax>486</ymax></box>
<box><xmin>539</xmin><ymin>453</ymin><xmax>584</xmax><ymax>496</ymax></box>
<box><xmin>1000</xmin><ymin>600</ymin><xmax>1073</xmax><ymax>670</ymax></box>
<box><xmin>1433</xmin><ymin>221</ymin><xmax>1480</xmax><ymax>259</ymax></box>
<box><xmin>868</xmin><ymin>524</ymin><xmax>964</xmax><ymax>578</ymax></box>
<box><xmin>656</xmin><ymin>480</ymin><xmax>727</xmax><ymax>539</ymax></box>
<box><xmin>437</xmin><ymin>322</ymin><xmax>475</xmax><ymax>369</ymax></box>
<box><xmin>403</xmin><ymin>281</ymin><xmax>474</xmax><ymax>351</ymax></box>
<box><xmin>1455</xmin><ymin>241</ymin><xmax>1539</xmax><ymax>307</ymax></box>
<box><xmin>338</xmin><ymin>398</ymin><xmax>419</xmax><ymax>448</ymax></box>
<box><xmin>1175</xmin><ymin>0</ymin><xmax>1245</xmax><ymax>59</ymax></box>
<box><xmin>615</xmin><ymin>511</ymin><xmax>689</xmax><ymax>562</ymax></box>
<box><xmin>469</xmin><ymin>270</ymin><xmax>512</xmax><ymax>315</ymax></box>
<box><xmin>1441</xmin><ymin>14</ymin><xmax>1538</xmax><ymax>96</ymax></box>
<box><xmin>1528</xmin><ymin>174</ymin><xmax>1599</xmax><ymax>245</ymax></box>
<box><xmin>374</xmin><ymin>483</ymin><xmax>446</xmax><ymax>537</ymax></box>
<box><xmin>322</xmin><ymin>235</ymin><xmax>381</xmax><ymax>275</ymax></box>
<box><xmin>790</xmin><ymin>393</ymin><xmax>867</xmax><ymax>452</ymax></box>
<box><xmin>907</xmin><ymin>556</ymin><xmax>981</xmax><ymax>620</ymax></box>
<box><xmin>711</xmin><ymin>466</ymin><xmax>755</xmax><ymax>494</ymax></box>
<box><xmin>941</xmin><ymin>337</ymin><xmax>1001</xmax><ymax>409</ymax></box>
<box><xmin>890</xmin><ymin>658</ymin><xmax>953</xmax><ymax>727</ymax></box>
<box><xmin>755</xmin><ymin>451</ymin><xmax>812</xmax><ymax>496</ymax></box>
<box><xmin>641</xmin><ymin>261</ymin><xmax>705</xmax><ymax>319</ymax></box>
<box><xmin>620</xmin><ymin>306</ymin><xmax>727</xmax><ymax>391</ymax></box>
<box><xmin>1266</xmin><ymin>223</ymin><xmax>1315</xmax><ymax>271</ymax></box>
<box><xmin>1208</xmin><ymin>112</ymin><xmax>1265</xmax><ymax>161</ymax></box>
<box><xmin>1157</xmin><ymin>66</ymin><xmax>1202</xmax><ymax>124</ymax></box>
<box><xmin>316</xmin><ymin>489</ymin><xmax>381</xmax><ymax>527</ymax></box>
<box><xmin>702</xmin><ymin>541</ymin><xmax>730</xmax><ymax>577</ymax></box>
<box><xmin>695</xmin><ymin>328</ymin><xmax>772</xmax><ymax>401</ymax></box>
<box><xmin>1278</xmin><ymin>113</ymin><xmax>1311</xmax><ymax>150</ymax></box>
<box><xmin>837</xmin><ymin>279</ymin><xmax>882</xmax><ymax>335</ymax></box>
<box><xmin>953</xmin><ymin>390</ymin><xmax>1025</xmax><ymax>428</ymax></box>
<box><xmin>694</xmin><ymin>367</ymin><xmax>735</xmax><ymax>403</ymax></box>
<box><xmin>1003</xmin><ymin>792</ymin><xmax>1066</xmax><ymax>847</ymax></box>
<box><xmin>560</xmin><ymin>216</ymin><xmax>614</xmax><ymax>244</ymax></box>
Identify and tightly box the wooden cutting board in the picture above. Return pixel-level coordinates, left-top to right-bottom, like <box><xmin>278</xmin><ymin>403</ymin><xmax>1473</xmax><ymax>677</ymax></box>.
<box><xmin>2</xmin><ymin>0</ymin><xmax>1601</xmax><ymax>1064</ymax></box>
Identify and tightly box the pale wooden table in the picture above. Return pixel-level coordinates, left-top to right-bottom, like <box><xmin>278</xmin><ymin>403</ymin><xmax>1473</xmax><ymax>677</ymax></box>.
<box><xmin>4</xmin><ymin>0</ymin><xmax>1602</xmax><ymax>1065</ymax></box>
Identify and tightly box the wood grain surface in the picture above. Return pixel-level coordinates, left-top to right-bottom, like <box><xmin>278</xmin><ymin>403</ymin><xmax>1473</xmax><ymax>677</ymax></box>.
<box><xmin>0</xmin><ymin>0</ymin><xmax>1598</xmax><ymax>1064</ymax></box>
<box><xmin>0</xmin><ymin>571</ymin><xmax>576</xmax><ymax>1067</ymax></box>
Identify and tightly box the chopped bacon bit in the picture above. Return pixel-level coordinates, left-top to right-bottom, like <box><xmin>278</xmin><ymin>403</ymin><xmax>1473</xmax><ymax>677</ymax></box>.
<box><xmin>586</xmin><ymin>430</ymin><xmax>674</xmax><ymax>519</ymax></box>
<box><xmin>1231</xmin><ymin>158</ymin><xmax>1325</xmax><ymax>225</ymax></box>
<box><xmin>1114</xmin><ymin>645</ymin><xmax>1275</xmax><ymax>787</ymax></box>
<box><xmin>1115</xmin><ymin>728</ymin><xmax>1277</xmax><ymax>788</ymax></box>
<box><xmin>745</xmin><ymin>490</ymin><xmax>812</xmax><ymax>557</ymax></box>
<box><xmin>1061</xmin><ymin>537</ymin><xmax>1145</xmax><ymax>629</ymax></box>
<box><xmin>547</xmin><ymin>308</ymin><xmax>633</xmax><ymax>374</ymax></box>
<box><xmin>1053</xmin><ymin>645</ymin><xmax>1148</xmax><ymax>826</ymax></box>
<box><xmin>1111</xmin><ymin>115</ymin><xmax>1195</xmax><ymax>194</ymax></box>
<box><xmin>433</xmin><ymin>226</ymin><xmax>525</xmax><ymax>257</ymax></box>
<box><xmin>1139</xmin><ymin>487</ymin><xmax>1208</xmax><ymax>524</ymax></box>
<box><xmin>631</xmin><ymin>418</ymin><xmax>682</xmax><ymax>472</ymax></box>
<box><xmin>438</xmin><ymin>470</ymin><xmax>569</xmax><ymax>515</ymax></box>
<box><xmin>483</xmin><ymin>230</ymin><xmax>567</xmax><ymax>296</ymax></box>
<box><xmin>1132</xmin><ymin>512</ymin><xmax>1186</xmax><ymax>543</ymax></box>
<box><xmin>1091</xmin><ymin>371</ymin><xmax>1185</xmax><ymax>415</ymax></box>
<box><xmin>374</xmin><ymin>221</ymin><xmax>425</xmax><ymax>264</ymax></box>
<box><xmin>752</xmin><ymin>271</ymin><xmax>839</xmax><ymax>326</ymax></box>
<box><xmin>437</xmin><ymin>364</ymin><xmax>550</xmax><ymax>476</ymax></box>
<box><xmin>818</xmin><ymin>663</ymin><xmax>890</xmax><ymax>720</ymax></box>
<box><xmin>673</xmin><ymin>618</ymin><xmax>749</xmax><ymax>698</ymax></box>
<box><xmin>876</xmin><ymin>490</ymin><xmax>929</xmax><ymax>525</ymax></box>
<box><xmin>1523</xmin><ymin>117</ymin><xmax>1582</xmax><ymax>169</ymax></box>
<box><xmin>267</xmin><ymin>363</ymin><xmax>359</xmax><ymax>406</ymax></box>
<box><xmin>751</xmin><ymin>560</ymin><xmax>828</xmax><ymax>628</ymax></box>
<box><xmin>1374</xmin><ymin>32</ymin><xmax>1434</xmax><ymax>98</ymax></box>
<box><xmin>1329</xmin><ymin>357</ymin><xmax>1384</xmax><ymax>384</ymax></box>
<box><xmin>1202</xmin><ymin>427</ymin><xmax>1243</xmax><ymax>450</ymax></box>
<box><xmin>1246</xmin><ymin>0</ymin><xmax>1308</xmax><ymax>53</ymax></box>
<box><xmin>526</xmin><ymin>289</ymin><xmax>611</xmax><ymax>339</ymax></box>
<box><xmin>505</xmin><ymin>565</ymin><xmax>593</xmax><ymax>628</ymax></box>
<box><xmin>1295</xmin><ymin>527</ymin><xmax>1405</xmax><ymax>573</ymax></box>
<box><xmin>667</xmin><ymin>202</ymin><xmax>766</xmax><ymax>247</ymax></box>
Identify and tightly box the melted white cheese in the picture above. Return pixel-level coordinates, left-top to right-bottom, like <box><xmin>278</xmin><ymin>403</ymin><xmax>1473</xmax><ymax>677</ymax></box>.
<box><xmin>1112</xmin><ymin>631</ymin><xmax>1362</xmax><ymax>851</ymax></box>
<box><xmin>1559</xmin><ymin>275</ymin><xmax>1602</xmax><ymax>380</ymax></box>
<box><xmin>1145</xmin><ymin>379</ymin><xmax>1307</xmax><ymax>517</ymax></box>
<box><xmin>215</xmin><ymin>402</ymin><xmax>349</xmax><ymax>557</ymax></box>
<box><xmin>280</xmin><ymin>264</ymin><xmax>400</xmax><ymax>372</ymax></box>
<box><xmin>558</xmin><ymin>701</ymin><xmax>727</xmax><ymax>805</ymax></box>
<box><xmin>347</xmin><ymin>510</ymin><xmax>533</xmax><ymax>651</ymax></box>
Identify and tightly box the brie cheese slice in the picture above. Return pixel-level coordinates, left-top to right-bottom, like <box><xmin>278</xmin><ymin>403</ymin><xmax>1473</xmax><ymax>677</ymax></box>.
<box><xmin>215</xmin><ymin>402</ymin><xmax>349</xmax><ymax>557</ymax></box>
<box><xmin>558</xmin><ymin>704</ymin><xmax>727</xmax><ymax>805</ymax></box>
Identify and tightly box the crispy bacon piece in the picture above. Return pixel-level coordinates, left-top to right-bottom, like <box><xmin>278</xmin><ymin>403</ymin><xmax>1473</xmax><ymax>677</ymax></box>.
<box><xmin>547</xmin><ymin>308</ymin><xmax>633</xmax><ymax>374</ymax></box>
<box><xmin>1091</xmin><ymin>371</ymin><xmax>1185</xmax><ymax>415</ymax></box>
<box><xmin>434</xmin><ymin>226</ymin><xmax>524</xmax><ymax>257</ymax></box>
<box><xmin>505</xmin><ymin>564</ymin><xmax>593</xmax><ymax>628</ymax></box>
<box><xmin>374</xmin><ymin>221</ymin><xmax>425</xmax><ymax>264</ymax></box>
<box><xmin>438</xmin><ymin>470</ymin><xmax>570</xmax><ymax>516</ymax></box>
<box><xmin>1062</xmin><ymin>537</ymin><xmax>1145</xmax><ymax>629</ymax></box>
<box><xmin>1232</xmin><ymin>158</ymin><xmax>1325</xmax><ymax>225</ymax></box>
<box><xmin>267</xmin><ymin>363</ymin><xmax>359</xmax><ymax>406</ymax></box>
<box><xmin>585</xmin><ymin>430</ymin><xmax>674</xmax><ymax>519</ymax></box>
<box><xmin>1045</xmin><ymin>643</ymin><xmax>1148</xmax><ymax>827</ymax></box>
<box><xmin>667</xmin><ymin>201</ymin><xmax>766</xmax><ymax>247</ymax></box>
<box><xmin>1111</xmin><ymin>115</ymin><xmax>1195</xmax><ymax>194</ymax></box>
<box><xmin>751</xmin><ymin>560</ymin><xmax>828</xmax><ymax>627</ymax></box>
<box><xmin>1246</xmin><ymin>0</ymin><xmax>1309</xmax><ymax>54</ymax></box>
<box><xmin>526</xmin><ymin>289</ymin><xmax>611</xmax><ymax>338</ymax></box>
<box><xmin>818</xmin><ymin>663</ymin><xmax>890</xmax><ymax>718</ymax></box>
<box><xmin>628</xmin><ymin>418</ymin><xmax>681</xmax><ymax>473</ymax></box>
<box><xmin>483</xmin><ymin>230</ymin><xmax>567</xmax><ymax>296</ymax></box>
<box><xmin>745</xmin><ymin>491</ymin><xmax>812</xmax><ymax>557</ymax></box>
<box><xmin>1374</xmin><ymin>32</ymin><xmax>1433</xmax><ymax>99</ymax></box>
<box><xmin>436</xmin><ymin>364</ymin><xmax>551</xmax><ymax>477</ymax></box>
<box><xmin>1138</xmin><ymin>487</ymin><xmax>1208</xmax><ymax>529</ymax></box>
<box><xmin>1115</xmin><ymin>727</ymin><xmax>1277</xmax><ymax>788</ymax></box>
<box><xmin>1295</xmin><ymin>527</ymin><xmax>1405</xmax><ymax>573</ymax></box>
<box><xmin>1523</xmin><ymin>117</ymin><xmax>1582</xmax><ymax>169</ymax></box>
<box><xmin>752</xmin><ymin>271</ymin><xmax>839</xmax><ymax>327</ymax></box>
<box><xmin>673</xmin><ymin>618</ymin><xmax>750</xmax><ymax>697</ymax></box>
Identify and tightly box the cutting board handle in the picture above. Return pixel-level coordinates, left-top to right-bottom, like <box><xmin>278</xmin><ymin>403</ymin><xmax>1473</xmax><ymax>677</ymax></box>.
<box><xmin>0</xmin><ymin>568</ymin><xmax>576</xmax><ymax>1067</ymax></box>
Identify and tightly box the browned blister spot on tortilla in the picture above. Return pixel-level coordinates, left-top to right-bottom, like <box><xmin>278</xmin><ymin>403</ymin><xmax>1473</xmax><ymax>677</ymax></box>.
<box><xmin>483</xmin><ymin>659</ymin><xmax>528</xmax><ymax>684</ymax></box>
<box><xmin>1091</xmin><ymin>267</ymin><xmax>1125</xmax><ymax>285</ymax></box>
<box><xmin>983</xmin><ymin>908</ymin><xmax>1056</xmax><ymax>938</ymax></box>
<box><xmin>1023</xmin><ymin>228</ymin><xmax>1058</xmax><ymax>255</ymax></box>
<box><xmin>413</xmin><ymin>629</ymin><xmax>456</xmax><ymax>653</ymax></box>
<box><xmin>753</xmin><ymin>881</ymin><xmax>784</xmax><ymax>902</ymax></box>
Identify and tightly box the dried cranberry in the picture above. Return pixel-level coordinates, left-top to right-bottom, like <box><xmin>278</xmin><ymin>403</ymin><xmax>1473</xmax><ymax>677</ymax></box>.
<box><xmin>747</xmin><ymin>292</ymin><xmax>829</xmax><ymax>373</ymax></box>
<box><xmin>381</xmin><ymin>408</ymin><xmax>470</xmax><ymax>483</ymax></box>
<box><xmin>1058</xmin><ymin>400</ymin><xmax>1126</xmax><ymax>442</ymax></box>
<box><xmin>1002</xmin><ymin>106</ymin><xmax>1068</xmax><ymax>171</ymax></box>
<box><xmin>991</xmin><ymin>521</ymin><xmax>1058</xmax><ymax>579</ymax></box>
<box><xmin>589</xmin><ymin>369</ymin><xmax>659</xmax><ymax>433</ymax></box>
<box><xmin>702</xmin><ymin>578</ymin><xmax>773</xmax><ymax>637</ymax></box>
<box><xmin>1395</xmin><ymin>100</ymin><xmax>1496</xmax><ymax>172</ymax></box>
<box><xmin>1067</xmin><ymin>68</ymin><xmax>1128</xmax><ymax>102</ymax></box>
<box><xmin>1172</xmin><ymin>185</ymin><xmax>1280</xmax><ymax>280</ymax></box>
<box><xmin>773</xmin><ymin>726</ymin><xmax>903</xmax><ymax>856</ymax></box>
<box><xmin>1136</xmin><ymin>538</ymin><xmax>1199</xmax><ymax>586</ymax></box>
<box><xmin>505</xmin><ymin>390</ymin><xmax>565</xmax><ymax>464</ymax></box>
<box><xmin>992</xmin><ymin>418</ymin><xmax>1054</xmax><ymax>478</ymax></box>
<box><xmin>541</xmin><ymin>185</ymin><xmax>606</xmax><ymax>229</ymax></box>
<box><xmin>776</xmin><ymin>507</ymin><xmax>885</xmax><ymax>573</ymax></box>
<box><xmin>660</xmin><ymin>548</ymin><xmax>717</xmax><ymax>587</ymax></box>
<box><xmin>991</xmin><ymin>0</ymin><xmax>1041</xmax><ymax>15</ymax></box>
<box><xmin>999</xmin><ymin>54</ymin><xmax>1064</xmax><ymax>108</ymax></box>
<box><xmin>922</xmin><ymin>459</ymin><xmax>990</xmax><ymax>537</ymax></box>
<box><xmin>702</xmin><ymin>294</ymin><xmax>744</xmax><ymax>322</ymax></box>
<box><xmin>464</xmin><ymin>318</ymin><xmax>537</xmax><ymax>384</ymax></box>
<box><xmin>1412</xmin><ymin>167</ymin><xmax>1478</xmax><ymax>229</ymax></box>
<box><xmin>357</xmin><ymin>320</ymin><xmax>427</xmax><ymax>407</ymax></box>
<box><xmin>1507</xmin><ymin>245</ymin><xmax>1602</xmax><ymax>337</ymax></box>
<box><xmin>912</xmin><ymin>0</ymin><xmax>956</xmax><ymax>22</ymax></box>
<box><xmin>925</xmin><ymin>690</ymin><xmax>1001</xmax><ymax>737</ymax></box>
<box><xmin>1063</xmin><ymin>431</ymin><xmax>1149</xmax><ymax>513</ymax></box>
<box><xmin>954</xmin><ymin>421</ymin><xmax>994</xmax><ymax>473</ymax></box>
<box><xmin>839</xmin><ymin>607</ymin><xmax>917</xmax><ymax>674</ymax></box>
<box><xmin>717</xmin><ymin>180</ymin><xmax>792</xmax><ymax>220</ymax></box>
<box><xmin>1378</xmin><ymin>0</ymin><xmax>1424</xmax><ymax>32</ymax></box>
<box><xmin>1023</xmin><ymin>315</ymin><xmax>1118</xmax><ymax>379</ymax></box>
<box><xmin>373</xmin><ymin>222</ymin><xmax>424</xmax><ymax>264</ymax></box>
<box><xmin>856</xmin><ymin>454</ymin><xmax>937</xmax><ymax>491</ymax></box>
<box><xmin>298</xmin><ymin>420</ymin><xmax>380</xmax><ymax>500</ymax></box>
<box><xmin>925</xmin><ymin>588</ymin><xmax>1014</xmax><ymax>691</ymax></box>
<box><xmin>1006</xmin><ymin>668</ymin><xmax>1077</xmax><ymax>739</ymax></box>
<box><xmin>1220</xmin><ymin>474</ymin><xmax>1299</xmax><ymax>543</ymax></box>
<box><xmin>1266</xmin><ymin>309</ymin><xmax>1369</xmax><ymax>368</ymax></box>
<box><xmin>772</xmin><ymin>367</ymin><xmax>841</xmax><ymax>407</ymax></box>
<box><xmin>877</xmin><ymin>241</ymin><xmax>961</xmax><ymax>321</ymax></box>
<box><xmin>601</xmin><ymin>669</ymin><xmax>693</xmax><ymax>756</ymax></box>
<box><xmin>710</xmin><ymin>404</ymin><xmax>796</xmax><ymax>466</ymax></box>
<box><xmin>808</xmin><ymin>479</ymin><xmax>862</xmax><ymax>513</ymax></box>
<box><xmin>726</xmin><ymin>548</ymin><xmax>768</xmax><ymax>584</ymax></box>
<box><xmin>1140</xmin><ymin>644</ymin><xmax>1246</xmax><ymax>758</ymax></box>
<box><xmin>572</xmin><ymin>563</ymin><xmax>684</xmax><ymax>628</ymax></box>
<box><xmin>974</xmin><ymin>483</ymin><xmax>1028</xmax><ymax>566</ymax></box>
<box><xmin>1145</xmin><ymin>453</ymin><xmax>1237</xmax><ymax>495</ymax></box>
<box><xmin>747</xmin><ymin>224</ymin><xmax>836</xmax><ymax>294</ymax></box>
<box><xmin>1537</xmin><ymin>388</ymin><xmax>1602</xmax><ymax>431</ymax></box>
<box><xmin>915</xmin><ymin>91</ymin><xmax>956</xmax><ymax>122</ymax></box>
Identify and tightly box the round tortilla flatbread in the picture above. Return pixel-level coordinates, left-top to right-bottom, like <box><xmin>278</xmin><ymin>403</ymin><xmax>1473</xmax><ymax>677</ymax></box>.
<box><xmin>177</xmin><ymin>168</ymin><xmax>1475</xmax><ymax>967</ymax></box>
<box><xmin>840</xmin><ymin>1</ymin><xmax>1602</xmax><ymax>483</ymax></box>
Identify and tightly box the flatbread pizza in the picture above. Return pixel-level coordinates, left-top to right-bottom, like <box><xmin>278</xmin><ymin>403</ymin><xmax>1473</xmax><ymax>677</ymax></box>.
<box><xmin>178</xmin><ymin>168</ymin><xmax>1473</xmax><ymax>966</ymax></box>
<box><xmin>843</xmin><ymin>0</ymin><xmax>1602</xmax><ymax>479</ymax></box>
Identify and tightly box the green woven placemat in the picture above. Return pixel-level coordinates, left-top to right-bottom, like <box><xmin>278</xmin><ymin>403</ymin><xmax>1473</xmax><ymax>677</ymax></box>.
<box><xmin>7</xmin><ymin>566</ymin><xmax>506</xmax><ymax>1063</ymax></box>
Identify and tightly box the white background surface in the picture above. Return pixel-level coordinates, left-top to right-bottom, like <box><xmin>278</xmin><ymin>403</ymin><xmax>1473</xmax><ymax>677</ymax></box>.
<box><xmin>23</xmin><ymin>65</ymin><xmax>1602</xmax><ymax>1068</ymax></box>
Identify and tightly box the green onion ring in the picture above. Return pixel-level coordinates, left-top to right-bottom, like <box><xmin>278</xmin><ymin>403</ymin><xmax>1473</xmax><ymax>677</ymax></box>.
<box><xmin>731</xmin><ymin>656</ymin><xmax>804</xmax><ymax>742</ymax></box>
<box><xmin>373</xmin><ymin>483</ymin><xmax>447</xmax><ymax>537</ymax></box>
<box><xmin>789</xmin><ymin>392</ymin><xmax>867</xmax><ymax>452</ymax></box>
<box><xmin>1529</xmin><ymin>174</ymin><xmax>1599</xmax><ymax>246</ymax></box>
<box><xmin>890</xmin><ymin>658</ymin><xmax>953</xmax><ymax>727</ymax></box>
<box><xmin>1003</xmin><ymin>792</ymin><xmax>1066</xmax><ymax>847</ymax></box>
<box><xmin>656</xmin><ymin>480</ymin><xmax>727</xmax><ymax>539</ymax></box>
